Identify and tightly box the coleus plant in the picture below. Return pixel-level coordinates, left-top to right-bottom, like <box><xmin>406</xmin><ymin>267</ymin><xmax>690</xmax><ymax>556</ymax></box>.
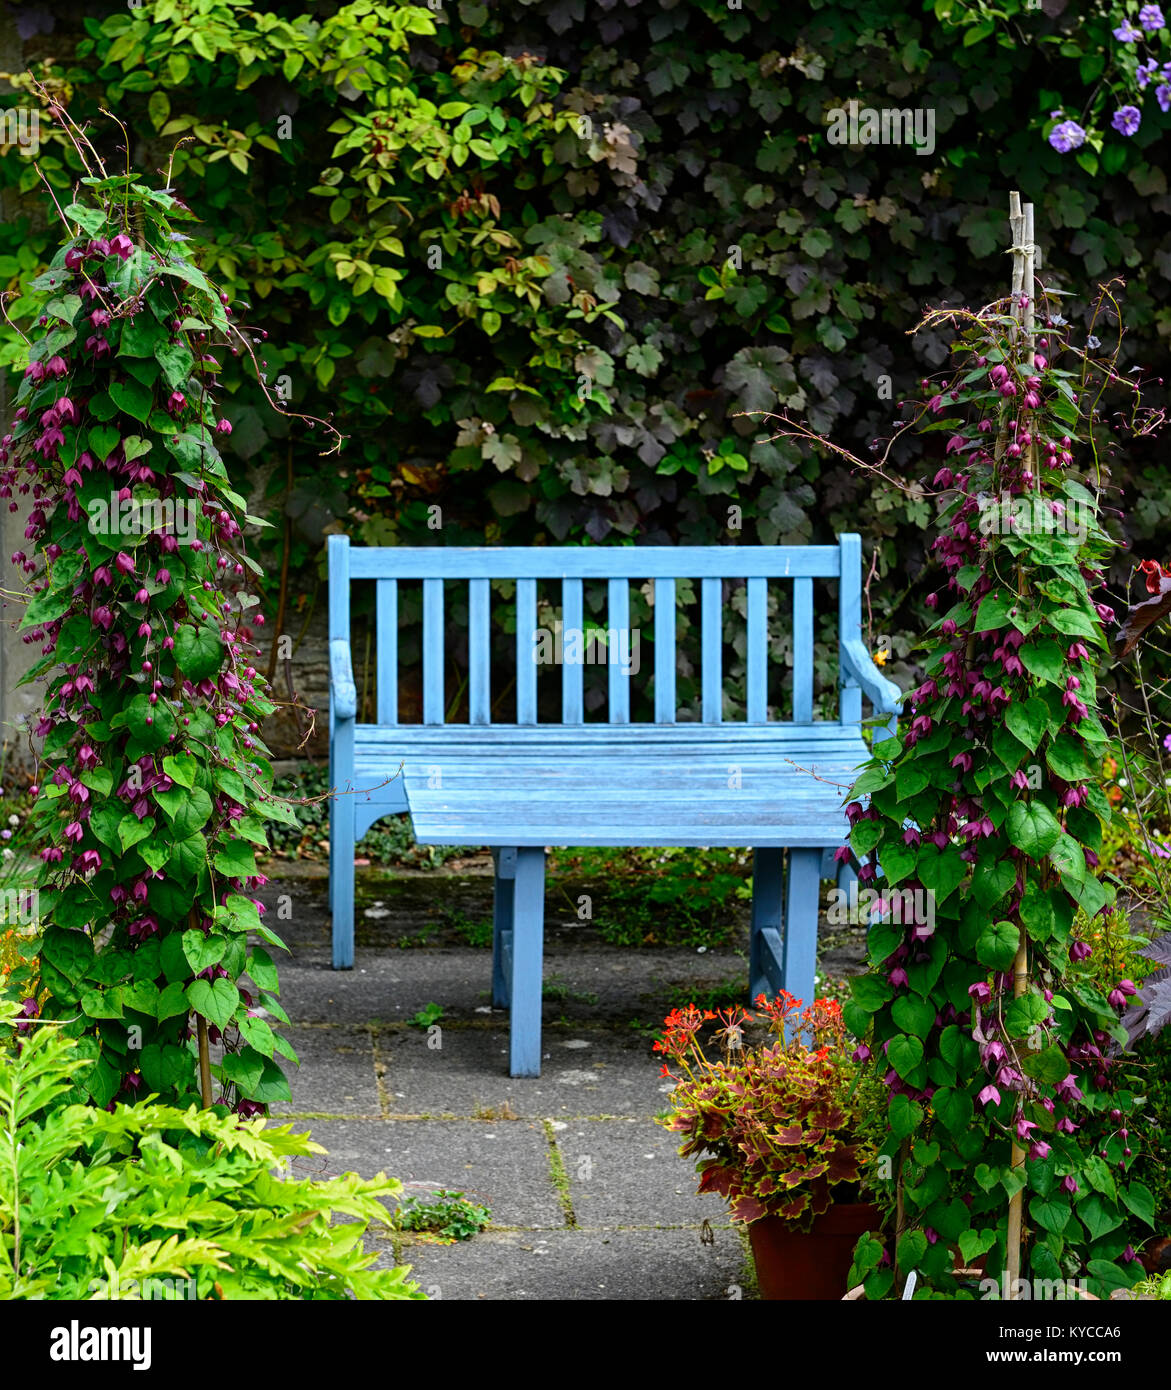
<box><xmin>837</xmin><ymin>250</ymin><xmax>1159</xmax><ymax>1298</ymax></box>
<box><xmin>0</xmin><ymin>116</ymin><xmax>326</xmax><ymax>1114</ymax></box>
<box><xmin>654</xmin><ymin>993</ymin><xmax>883</xmax><ymax>1228</ymax></box>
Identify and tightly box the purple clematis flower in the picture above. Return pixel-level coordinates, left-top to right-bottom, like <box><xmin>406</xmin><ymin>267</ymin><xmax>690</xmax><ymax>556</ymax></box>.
<box><xmin>1113</xmin><ymin>105</ymin><xmax>1142</xmax><ymax>136</ymax></box>
<box><xmin>1140</xmin><ymin>3</ymin><xmax>1165</xmax><ymax>28</ymax></box>
<box><xmin>1049</xmin><ymin>119</ymin><xmax>1087</xmax><ymax>153</ymax></box>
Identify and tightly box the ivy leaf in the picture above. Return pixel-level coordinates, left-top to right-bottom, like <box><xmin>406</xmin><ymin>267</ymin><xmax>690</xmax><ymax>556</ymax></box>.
<box><xmin>88</xmin><ymin>802</ymin><xmax>124</xmax><ymax>851</ymax></box>
<box><xmin>155</xmin><ymin>981</ymin><xmax>190</xmax><ymax>1021</ymax></box>
<box><xmin>1007</xmin><ymin>801</ymin><xmax>1061</xmax><ymax>858</ymax></box>
<box><xmin>1046</xmin><ymin>735</ymin><xmax>1090</xmax><ymax>782</ymax></box>
<box><xmin>1018</xmin><ymin>882</ymin><xmax>1056</xmax><ymax>941</ymax></box>
<box><xmin>248</xmin><ymin>1058</ymin><xmax>292</xmax><ymax>1104</ymax></box>
<box><xmin>118</xmin><ymin>317</ymin><xmax>162</xmax><ymax>357</ymax></box>
<box><xmin>1001</xmin><ymin>1166</ymin><xmax>1027</xmax><ymax>1200</ymax></box>
<box><xmin>1021</xmin><ymin>638</ymin><xmax>1067</xmax><ymax>683</ymax></box>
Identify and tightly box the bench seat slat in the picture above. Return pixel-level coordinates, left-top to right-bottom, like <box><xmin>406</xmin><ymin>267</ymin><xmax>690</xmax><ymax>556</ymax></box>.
<box><xmin>352</xmin><ymin>722</ymin><xmax>865</xmax><ymax>743</ymax></box>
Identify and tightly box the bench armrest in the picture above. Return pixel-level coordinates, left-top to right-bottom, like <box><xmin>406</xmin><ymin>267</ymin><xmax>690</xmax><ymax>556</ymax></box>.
<box><xmin>330</xmin><ymin>638</ymin><xmax>357</xmax><ymax>721</ymax></box>
<box><xmin>841</xmin><ymin>639</ymin><xmax>902</xmax><ymax>717</ymax></box>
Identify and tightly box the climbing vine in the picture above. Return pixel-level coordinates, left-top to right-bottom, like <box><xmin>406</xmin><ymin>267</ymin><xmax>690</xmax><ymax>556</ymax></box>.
<box><xmin>839</xmin><ymin>208</ymin><xmax>1158</xmax><ymax>1299</ymax></box>
<box><xmin>0</xmin><ymin>106</ymin><xmax>327</xmax><ymax>1113</ymax></box>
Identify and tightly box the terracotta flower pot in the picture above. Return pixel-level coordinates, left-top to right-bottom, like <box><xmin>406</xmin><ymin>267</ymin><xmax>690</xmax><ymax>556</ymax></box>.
<box><xmin>750</xmin><ymin>1202</ymin><xmax>881</xmax><ymax>1300</ymax></box>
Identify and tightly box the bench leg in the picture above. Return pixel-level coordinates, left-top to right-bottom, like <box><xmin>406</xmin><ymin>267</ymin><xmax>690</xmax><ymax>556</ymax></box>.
<box><xmin>491</xmin><ymin>848</ymin><xmax>517</xmax><ymax>1009</ymax></box>
<box><xmin>749</xmin><ymin>848</ymin><xmax>785</xmax><ymax>1002</ymax></box>
<box><xmin>782</xmin><ymin>848</ymin><xmax>821</xmax><ymax>1014</ymax></box>
<box><xmin>330</xmin><ymin>722</ymin><xmax>355</xmax><ymax>970</ymax></box>
<box><xmin>509</xmin><ymin>846</ymin><xmax>546</xmax><ymax>1078</ymax></box>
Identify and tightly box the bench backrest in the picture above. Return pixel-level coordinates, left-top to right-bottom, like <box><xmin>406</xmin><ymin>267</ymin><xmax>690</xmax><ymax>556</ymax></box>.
<box><xmin>328</xmin><ymin>535</ymin><xmax>868</xmax><ymax>727</ymax></box>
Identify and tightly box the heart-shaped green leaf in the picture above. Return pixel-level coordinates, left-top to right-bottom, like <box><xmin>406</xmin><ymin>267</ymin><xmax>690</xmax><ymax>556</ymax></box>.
<box><xmin>892</xmin><ymin>994</ymin><xmax>936</xmax><ymax>1039</ymax></box>
<box><xmin>1007</xmin><ymin>800</ymin><xmax>1061</xmax><ymax>858</ymax></box>
<box><xmin>155</xmin><ymin>785</ymin><xmax>212</xmax><ymax>839</ymax></box>
<box><xmin>1005</xmin><ymin>696</ymin><xmax>1050</xmax><ymax>752</ymax></box>
<box><xmin>976</xmin><ymin>919</ymin><xmax>1019</xmax><ymax>971</ymax></box>
<box><xmin>173</xmin><ymin>622</ymin><xmax>222</xmax><ymax>681</ymax></box>
<box><xmin>122</xmin><ymin>434</ymin><xmax>153</xmax><ymax>462</ymax></box>
<box><xmin>888</xmin><ymin>1033</ymin><xmax>925</xmax><ymax>1081</ymax></box>
<box><xmin>186</xmin><ymin>976</ymin><xmax>240</xmax><ymax>1031</ymax></box>
<box><xmin>118</xmin><ymin>813</ymin><xmax>155</xmax><ymax>852</ymax></box>
<box><xmin>110</xmin><ymin>377</ymin><xmax>153</xmax><ymax>422</ymax></box>
<box><xmin>214</xmin><ymin>839</ymin><xmax>257</xmax><ymax>879</ymax></box>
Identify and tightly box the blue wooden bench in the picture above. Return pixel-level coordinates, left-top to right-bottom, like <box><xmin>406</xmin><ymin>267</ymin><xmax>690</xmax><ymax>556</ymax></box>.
<box><xmin>327</xmin><ymin>535</ymin><xmax>900</xmax><ymax>1077</ymax></box>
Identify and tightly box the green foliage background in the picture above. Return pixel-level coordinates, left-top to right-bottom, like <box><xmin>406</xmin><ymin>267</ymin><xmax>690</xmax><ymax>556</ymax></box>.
<box><xmin>1</xmin><ymin>0</ymin><xmax>1168</xmax><ymax>714</ymax></box>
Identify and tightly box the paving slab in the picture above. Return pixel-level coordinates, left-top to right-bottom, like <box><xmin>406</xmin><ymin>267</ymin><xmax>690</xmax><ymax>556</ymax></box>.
<box><xmin>282</xmin><ymin>1117</ymin><xmax>564</xmax><ymax>1230</ymax></box>
<box><xmin>555</xmin><ymin>1119</ymin><xmax>719</xmax><ymax>1228</ymax></box>
<box><xmin>275</xmin><ymin>948</ymin><xmax>494</xmax><ymax>1025</ymax></box>
<box><xmin>386</xmin><ymin>1226</ymin><xmax>752</xmax><ymax>1301</ymax></box>
<box><xmin>274</xmin><ymin>942</ymin><xmax>752</xmax><ymax>1028</ymax></box>
<box><xmin>268</xmin><ymin>1026</ymin><xmax>381</xmax><ymax>1117</ymax></box>
<box><xmin>377</xmin><ymin>1024</ymin><xmax>672</xmax><ymax>1118</ymax></box>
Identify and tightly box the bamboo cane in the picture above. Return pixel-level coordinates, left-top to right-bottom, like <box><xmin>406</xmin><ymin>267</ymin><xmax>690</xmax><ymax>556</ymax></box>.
<box><xmin>1004</xmin><ymin>191</ymin><xmax>1035</xmax><ymax>1301</ymax></box>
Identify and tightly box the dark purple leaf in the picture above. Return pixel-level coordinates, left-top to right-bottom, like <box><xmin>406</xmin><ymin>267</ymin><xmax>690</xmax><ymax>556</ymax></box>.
<box><xmin>1139</xmin><ymin>932</ymin><xmax>1171</xmax><ymax>966</ymax></box>
<box><xmin>1113</xmin><ymin>574</ymin><xmax>1171</xmax><ymax>659</ymax></box>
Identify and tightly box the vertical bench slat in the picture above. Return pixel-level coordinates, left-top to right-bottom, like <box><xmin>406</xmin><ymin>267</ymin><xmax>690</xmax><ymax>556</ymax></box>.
<box><xmin>562</xmin><ymin>577</ymin><xmax>584</xmax><ymax>724</ymax></box>
<box><xmin>607</xmin><ymin>577</ymin><xmax>629</xmax><ymax>724</ymax></box>
<box><xmin>702</xmin><ymin>576</ymin><xmax>722</xmax><ymax>724</ymax></box>
<box><xmin>375</xmin><ymin>579</ymin><xmax>397</xmax><ymax>725</ymax></box>
<box><xmin>793</xmin><ymin>576</ymin><xmax>813</xmax><ymax>723</ymax></box>
<box><xmin>654</xmin><ymin>577</ymin><xmax>676</xmax><ymax>724</ymax></box>
<box><xmin>328</xmin><ymin>535</ymin><xmax>350</xmax><ymax>650</ymax></box>
<box><xmin>746</xmin><ymin>576</ymin><xmax>767</xmax><ymax>723</ymax></box>
<box><xmin>838</xmin><ymin>534</ymin><xmax>862</xmax><ymax>725</ymax></box>
<box><xmin>516</xmin><ymin>577</ymin><xmax>537</xmax><ymax>724</ymax></box>
<box><xmin>422</xmin><ymin>578</ymin><xmax>444</xmax><ymax>725</ymax></box>
<box><xmin>469</xmin><ymin>578</ymin><xmax>490</xmax><ymax>725</ymax></box>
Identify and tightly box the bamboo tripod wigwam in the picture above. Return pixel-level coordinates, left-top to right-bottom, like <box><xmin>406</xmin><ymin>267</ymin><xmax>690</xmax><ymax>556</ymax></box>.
<box><xmin>1004</xmin><ymin>189</ymin><xmax>1037</xmax><ymax>1302</ymax></box>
